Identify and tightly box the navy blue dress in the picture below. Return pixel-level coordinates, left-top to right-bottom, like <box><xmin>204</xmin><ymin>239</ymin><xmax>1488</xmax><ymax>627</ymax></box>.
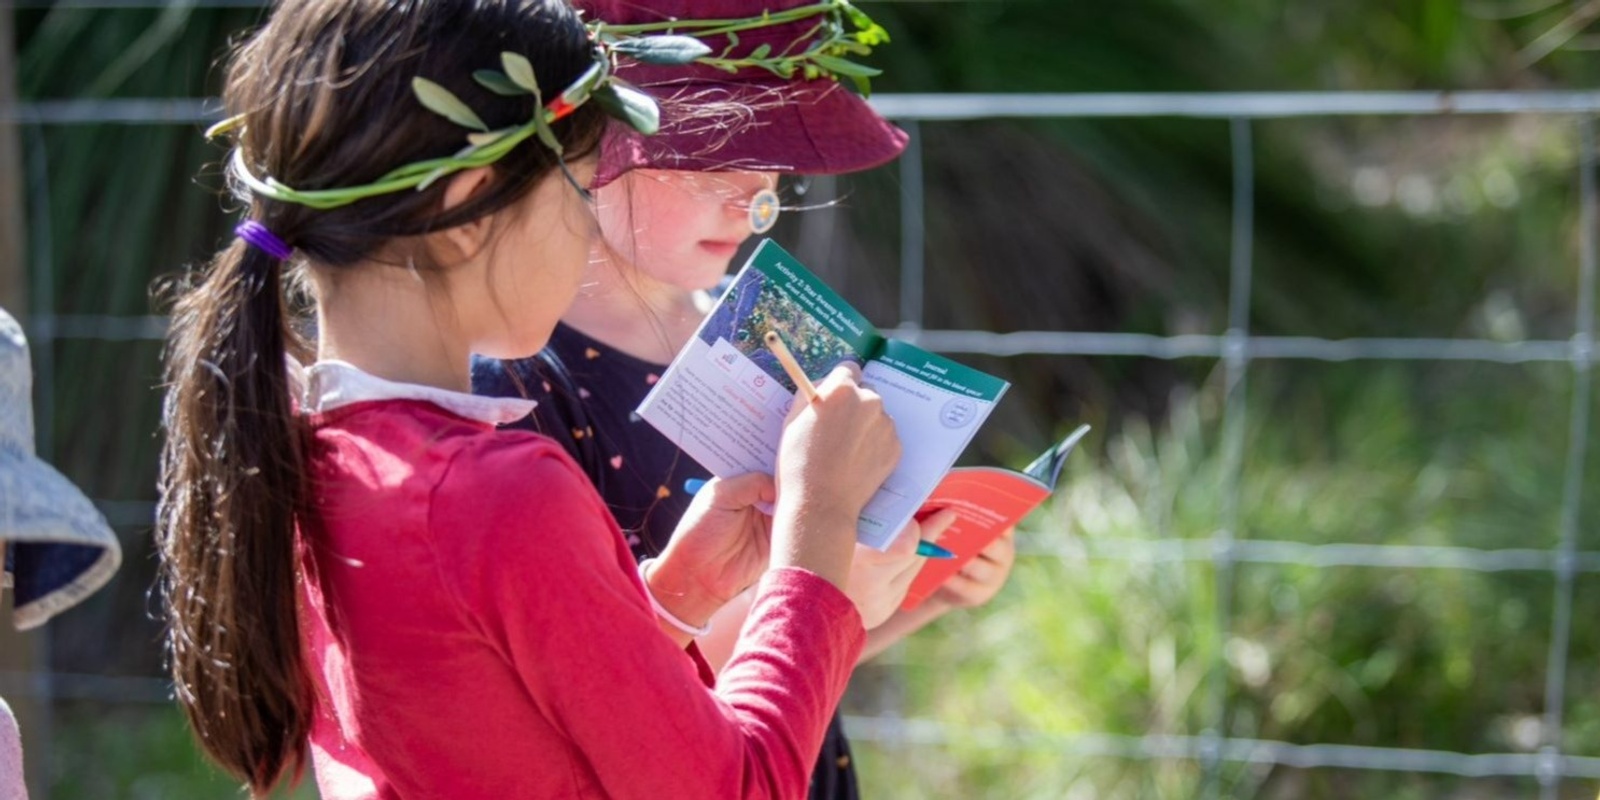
<box><xmin>471</xmin><ymin>322</ymin><xmax>860</xmax><ymax>800</ymax></box>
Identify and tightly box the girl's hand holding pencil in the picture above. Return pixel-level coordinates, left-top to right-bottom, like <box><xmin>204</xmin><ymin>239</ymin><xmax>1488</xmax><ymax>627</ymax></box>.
<box><xmin>765</xmin><ymin>330</ymin><xmax>956</xmax><ymax>560</ymax></box>
<box><xmin>764</xmin><ymin>331</ymin><xmax>819</xmax><ymax>404</ymax></box>
<box><xmin>767</xmin><ymin>353</ymin><xmax>901</xmax><ymax>592</ymax></box>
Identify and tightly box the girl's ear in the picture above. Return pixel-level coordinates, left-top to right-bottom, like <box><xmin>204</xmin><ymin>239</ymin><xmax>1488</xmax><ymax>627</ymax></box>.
<box><xmin>436</xmin><ymin>166</ymin><xmax>497</xmax><ymax>260</ymax></box>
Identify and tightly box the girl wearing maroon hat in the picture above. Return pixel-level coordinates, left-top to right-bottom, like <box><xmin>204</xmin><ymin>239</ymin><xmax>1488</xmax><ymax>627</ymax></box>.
<box><xmin>157</xmin><ymin>0</ymin><xmax>917</xmax><ymax>797</ymax></box>
<box><xmin>473</xmin><ymin>1</ymin><xmax>1018</xmax><ymax>796</ymax></box>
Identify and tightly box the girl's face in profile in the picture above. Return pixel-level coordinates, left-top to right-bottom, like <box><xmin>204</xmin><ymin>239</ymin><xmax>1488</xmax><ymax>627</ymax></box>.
<box><xmin>594</xmin><ymin>169</ymin><xmax>777</xmax><ymax>290</ymax></box>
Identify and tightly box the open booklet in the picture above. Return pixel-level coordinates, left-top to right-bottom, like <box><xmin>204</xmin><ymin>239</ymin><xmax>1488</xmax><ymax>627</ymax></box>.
<box><xmin>636</xmin><ymin>238</ymin><xmax>1010</xmax><ymax>551</ymax></box>
<box><xmin>900</xmin><ymin>424</ymin><xmax>1091</xmax><ymax>611</ymax></box>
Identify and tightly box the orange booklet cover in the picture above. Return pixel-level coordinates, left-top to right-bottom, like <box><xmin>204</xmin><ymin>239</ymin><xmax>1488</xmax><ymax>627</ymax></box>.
<box><xmin>902</xmin><ymin>425</ymin><xmax>1091</xmax><ymax>611</ymax></box>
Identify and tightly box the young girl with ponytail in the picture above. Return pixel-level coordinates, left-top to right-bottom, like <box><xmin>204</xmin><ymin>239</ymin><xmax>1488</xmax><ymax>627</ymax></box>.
<box><xmin>156</xmin><ymin>1</ymin><xmax>905</xmax><ymax>797</ymax></box>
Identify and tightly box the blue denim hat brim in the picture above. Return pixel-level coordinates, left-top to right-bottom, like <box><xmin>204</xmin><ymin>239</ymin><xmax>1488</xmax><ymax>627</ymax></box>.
<box><xmin>1</xmin><ymin>447</ymin><xmax>121</xmax><ymax>631</ymax></box>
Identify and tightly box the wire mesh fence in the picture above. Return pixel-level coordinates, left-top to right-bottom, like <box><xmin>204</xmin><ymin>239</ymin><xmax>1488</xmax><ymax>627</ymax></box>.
<box><xmin>9</xmin><ymin>89</ymin><xmax>1600</xmax><ymax>796</ymax></box>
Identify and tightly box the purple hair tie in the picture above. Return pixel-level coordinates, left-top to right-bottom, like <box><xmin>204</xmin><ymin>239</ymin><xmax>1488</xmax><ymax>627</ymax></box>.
<box><xmin>235</xmin><ymin>220</ymin><xmax>293</xmax><ymax>261</ymax></box>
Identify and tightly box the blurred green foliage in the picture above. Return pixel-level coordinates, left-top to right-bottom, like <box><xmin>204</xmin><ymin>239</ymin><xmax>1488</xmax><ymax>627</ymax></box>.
<box><xmin>50</xmin><ymin>704</ymin><xmax>316</xmax><ymax>799</ymax></box>
<box><xmin>852</xmin><ymin>356</ymin><xmax>1600</xmax><ymax>797</ymax></box>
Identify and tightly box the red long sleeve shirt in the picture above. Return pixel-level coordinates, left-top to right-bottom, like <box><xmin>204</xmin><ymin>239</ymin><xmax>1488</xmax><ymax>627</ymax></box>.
<box><xmin>294</xmin><ymin>363</ymin><xmax>864</xmax><ymax>799</ymax></box>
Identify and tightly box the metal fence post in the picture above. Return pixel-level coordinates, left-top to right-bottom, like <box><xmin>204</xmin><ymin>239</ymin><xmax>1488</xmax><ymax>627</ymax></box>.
<box><xmin>1536</xmin><ymin>114</ymin><xmax>1599</xmax><ymax>800</ymax></box>
<box><xmin>1201</xmin><ymin>116</ymin><xmax>1255</xmax><ymax>799</ymax></box>
<box><xmin>897</xmin><ymin>119</ymin><xmax>924</xmax><ymax>332</ymax></box>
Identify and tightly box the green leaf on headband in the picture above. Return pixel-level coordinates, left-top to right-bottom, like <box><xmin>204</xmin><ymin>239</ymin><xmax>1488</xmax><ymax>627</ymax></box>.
<box><xmin>810</xmin><ymin>53</ymin><xmax>882</xmax><ymax>79</ymax></box>
<box><xmin>473</xmin><ymin>70</ymin><xmax>524</xmax><ymax>97</ymax></box>
<box><xmin>204</xmin><ymin>113</ymin><xmax>245</xmax><ymax>140</ymax></box>
<box><xmin>563</xmin><ymin>61</ymin><xmax>606</xmax><ymax>106</ymax></box>
<box><xmin>533</xmin><ymin>112</ymin><xmax>564</xmax><ymax>156</ymax></box>
<box><xmin>466</xmin><ymin>127</ymin><xmax>513</xmax><ymax>147</ymax></box>
<box><xmin>502</xmin><ymin>52</ymin><xmax>541</xmax><ymax>94</ymax></box>
<box><xmin>611</xmin><ymin>35</ymin><xmax>713</xmax><ymax>65</ymax></box>
<box><xmin>416</xmin><ymin>166</ymin><xmax>452</xmax><ymax>192</ymax></box>
<box><xmin>750</xmin><ymin>43</ymin><xmax>772</xmax><ymax>60</ymax></box>
<box><xmin>592</xmin><ymin>82</ymin><xmax>660</xmax><ymax>136</ymax></box>
<box><xmin>413</xmin><ymin>77</ymin><xmax>488</xmax><ymax>132</ymax></box>
<box><xmin>417</xmin><ymin>142</ymin><xmax>478</xmax><ymax>191</ymax></box>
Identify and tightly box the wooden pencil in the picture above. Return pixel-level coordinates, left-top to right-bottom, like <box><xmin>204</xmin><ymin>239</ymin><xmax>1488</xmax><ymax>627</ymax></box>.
<box><xmin>765</xmin><ymin>330</ymin><xmax>948</xmax><ymax>558</ymax></box>
<box><xmin>764</xmin><ymin>330</ymin><xmax>818</xmax><ymax>403</ymax></box>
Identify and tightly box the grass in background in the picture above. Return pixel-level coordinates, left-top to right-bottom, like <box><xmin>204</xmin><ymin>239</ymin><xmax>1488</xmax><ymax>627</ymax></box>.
<box><xmin>50</xmin><ymin>703</ymin><xmax>317</xmax><ymax>800</ymax></box>
<box><xmin>850</xmin><ymin>357</ymin><xmax>1600</xmax><ymax>799</ymax></box>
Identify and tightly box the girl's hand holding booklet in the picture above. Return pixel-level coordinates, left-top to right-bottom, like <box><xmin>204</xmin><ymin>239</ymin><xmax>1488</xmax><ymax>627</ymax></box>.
<box><xmin>636</xmin><ymin>240</ymin><xmax>1088</xmax><ymax>586</ymax></box>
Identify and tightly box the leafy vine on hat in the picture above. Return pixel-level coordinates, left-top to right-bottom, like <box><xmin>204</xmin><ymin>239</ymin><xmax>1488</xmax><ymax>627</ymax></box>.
<box><xmin>584</xmin><ymin>0</ymin><xmax>910</xmax><ymax>184</ymax></box>
<box><xmin>207</xmin><ymin>0</ymin><xmax>890</xmax><ymax>210</ymax></box>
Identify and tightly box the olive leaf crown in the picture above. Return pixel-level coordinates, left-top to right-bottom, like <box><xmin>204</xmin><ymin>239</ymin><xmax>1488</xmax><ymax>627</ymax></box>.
<box><xmin>211</xmin><ymin>0</ymin><xmax>889</xmax><ymax>210</ymax></box>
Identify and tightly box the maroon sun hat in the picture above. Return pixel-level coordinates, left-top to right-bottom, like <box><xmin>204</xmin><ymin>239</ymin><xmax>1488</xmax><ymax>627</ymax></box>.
<box><xmin>582</xmin><ymin>0</ymin><xmax>908</xmax><ymax>186</ymax></box>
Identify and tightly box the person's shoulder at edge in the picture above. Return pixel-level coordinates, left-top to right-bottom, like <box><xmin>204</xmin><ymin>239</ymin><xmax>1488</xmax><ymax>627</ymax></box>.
<box><xmin>0</xmin><ymin>696</ymin><xmax>22</xmax><ymax>800</ymax></box>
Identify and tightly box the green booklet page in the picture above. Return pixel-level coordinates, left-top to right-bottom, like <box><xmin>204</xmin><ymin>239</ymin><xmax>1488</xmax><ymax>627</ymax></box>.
<box><xmin>636</xmin><ymin>239</ymin><xmax>1010</xmax><ymax>550</ymax></box>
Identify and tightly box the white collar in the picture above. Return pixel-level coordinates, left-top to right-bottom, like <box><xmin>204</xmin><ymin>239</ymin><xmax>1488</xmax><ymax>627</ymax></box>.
<box><xmin>297</xmin><ymin>359</ymin><xmax>537</xmax><ymax>426</ymax></box>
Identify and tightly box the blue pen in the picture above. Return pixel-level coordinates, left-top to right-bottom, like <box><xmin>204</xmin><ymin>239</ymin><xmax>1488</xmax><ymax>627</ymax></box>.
<box><xmin>686</xmin><ymin>479</ymin><xmax>956</xmax><ymax>558</ymax></box>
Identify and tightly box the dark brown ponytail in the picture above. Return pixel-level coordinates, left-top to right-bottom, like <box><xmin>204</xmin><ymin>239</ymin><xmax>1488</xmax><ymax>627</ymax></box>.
<box><xmin>154</xmin><ymin>0</ymin><xmax>606</xmax><ymax>793</ymax></box>
<box><xmin>157</xmin><ymin>237</ymin><xmax>309</xmax><ymax>792</ymax></box>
